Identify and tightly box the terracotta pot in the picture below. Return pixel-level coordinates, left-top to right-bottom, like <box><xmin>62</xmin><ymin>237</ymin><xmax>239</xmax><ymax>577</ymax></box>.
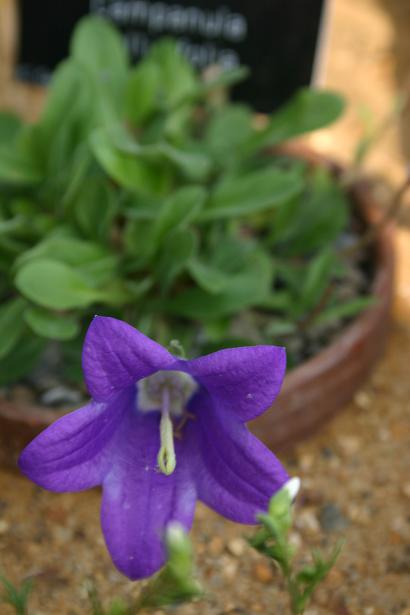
<box><xmin>251</xmin><ymin>176</ymin><xmax>394</xmax><ymax>451</ymax></box>
<box><xmin>0</xmin><ymin>155</ymin><xmax>394</xmax><ymax>469</ymax></box>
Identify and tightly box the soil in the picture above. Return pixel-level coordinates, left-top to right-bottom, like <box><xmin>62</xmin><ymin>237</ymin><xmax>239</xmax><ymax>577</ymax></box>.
<box><xmin>1</xmin><ymin>1</ymin><xmax>410</xmax><ymax>614</ymax></box>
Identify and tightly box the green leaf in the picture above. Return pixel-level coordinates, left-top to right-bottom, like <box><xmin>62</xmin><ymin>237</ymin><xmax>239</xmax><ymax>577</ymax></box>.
<box><xmin>292</xmin><ymin>542</ymin><xmax>344</xmax><ymax>613</ymax></box>
<box><xmin>201</xmin><ymin>167</ymin><xmax>303</xmax><ymax>220</ymax></box>
<box><xmin>125</xmin><ymin>62</ymin><xmax>160</xmax><ymax>126</ymax></box>
<box><xmin>204</xmin><ymin>105</ymin><xmax>253</xmax><ymax>163</ymax></box>
<box><xmin>165</xmin><ymin>250</ymin><xmax>273</xmax><ymax>319</ymax></box>
<box><xmin>148</xmin><ymin>39</ymin><xmax>198</xmax><ymax>108</ymax></box>
<box><xmin>109</xmin><ymin>125</ymin><xmax>212</xmax><ymax>181</ymax></box>
<box><xmin>302</xmin><ymin>250</ymin><xmax>337</xmax><ymax>310</ymax></box>
<box><xmin>124</xmin><ymin>218</ymin><xmax>157</xmax><ymax>265</ymax></box>
<box><xmin>269</xmin><ymin>169</ymin><xmax>349</xmax><ymax>256</ymax></box>
<box><xmin>36</xmin><ymin>60</ymin><xmax>95</xmax><ymax>171</ymax></box>
<box><xmin>71</xmin><ymin>175</ymin><xmax>119</xmax><ymax>241</ymax></box>
<box><xmin>154</xmin><ymin>186</ymin><xmax>206</xmax><ymax>243</ymax></box>
<box><xmin>96</xmin><ymin>279</ymin><xmax>134</xmax><ymax>307</ymax></box>
<box><xmin>24</xmin><ymin>306</ymin><xmax>79</xmax><ymax>341</ymax></box>
<box><xmin>0</xmin><ymin>574</ymin><xmax>33</xmax><ymax>615</ymax></box>
<box><xmin>266</xmin><ymin>320</ymin><xmax>297</xmax><ymax>337</ymax></box>
<box><xmin>258</xmin><ymin>292</ymin><xmax>293</xmax><ymax>312</ymax></box>
<box><xmin>187</xmin><ymin>259</ymin><xmax>229</xmax><ymax>294</ymax></box>
<box><xmin>199</xmin><ymin>66</ymin><xmax>249</xmax><ymax>95</ymax></box>
<box><xmin>0</xmin><ymin>297</ymin><xmax>27</xmax><ymax>359</ymax></box>
<box><xmin>0</xmin><ymin>335</ymin><xmax>45</xmax><ymax>385</ymax></box>
<box><xmin>243</xmin><ymin>89</ymin><xmax>345</xmax><ymax>153</ymax></box>
<box><xmin>14</xmin><ymin>234</ymin><xmax>120</xmax><ymax>289</ymax></box>
<box><xmin>15</xmin><ymin>235</ymin><xmax>111</xmax><ymax>270</ymax></box>
<box><xmin>0</xmin><ymin>147</ymin><xmax>41</xmax><ymax>185</ymax></box>
<box><xmin>61</xmin><ymin>142</ymin><xmax>93</xmax><ymax>208</ymax></box>
<box><xmin>156</xmin><ymin>143</ymin><xmax>212</xmax><ymax>182</ymax></box>
<box><xmin>70</xmin><ymin>15</ymin><xmax>128</xmax><ymax>106</ymax></box>
<box><xmin>91</xmin><ymin>127</ymin><xmax>170</xmax><ymax>196</ymax></box>
<box><xmin>15</xmin><ymin>259</ymin><xmax>102</xmax><ymax>309</ymax></box>
<box><xmin>155</xmin><ymin>229</ymin><xmax>197</xmax><ymax>289</ymax></box>
<box><xmin>78</xmin><ymin>256</ymin><xmax>120</xmax><ymax>288</ymax></box>
<box><xmin>0</xmin><ymin>112</ymin><xmax>21</xmax><ymax>143</ymax></box>
<box><xmin>314</xmin><ymin>296</ymin><xmax>375</xmax><ymax>326</ymax></box>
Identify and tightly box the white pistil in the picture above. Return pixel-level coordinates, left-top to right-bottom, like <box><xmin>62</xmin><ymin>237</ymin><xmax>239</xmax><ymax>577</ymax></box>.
<box><xmin>157</xmin><ymin>387</ymin><xmax>177</xmax><ymax>476</ymax></box>
<box><xmin>137</xmin><ymin>370</ymin><xmax>198</xmax><ymax>476</ymax></box>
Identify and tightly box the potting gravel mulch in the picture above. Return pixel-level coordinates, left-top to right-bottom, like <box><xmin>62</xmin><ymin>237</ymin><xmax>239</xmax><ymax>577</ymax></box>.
<box><xmin>0</xmin><ymin>315</ymin><xmax>409</xmax><ymax>615</ymax></box>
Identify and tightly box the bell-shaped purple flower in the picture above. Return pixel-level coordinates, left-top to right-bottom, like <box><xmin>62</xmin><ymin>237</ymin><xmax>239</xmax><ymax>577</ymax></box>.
<box><xmin>19</xmin><ymin>316</ymin><xmax>289</xmax><ymax>580</ymax></box>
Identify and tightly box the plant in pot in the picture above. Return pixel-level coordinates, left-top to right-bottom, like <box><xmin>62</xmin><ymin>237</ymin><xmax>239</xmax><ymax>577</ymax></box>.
<box><xmin>0</xmin><ymin>16</ymin><xmax>393</xmax><ymax>467</ymax></box>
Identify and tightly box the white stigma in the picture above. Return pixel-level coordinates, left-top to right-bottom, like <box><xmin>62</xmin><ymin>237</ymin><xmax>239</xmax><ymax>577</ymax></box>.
<box><xmin>157</xmin><ymin>387</ymin><xmax>176</xmax><ymax>475</ymax></box>
<box><xmin>137</xmin><ymin>371</ymin><xmax>198</xmax><ymax>476</ymax></box>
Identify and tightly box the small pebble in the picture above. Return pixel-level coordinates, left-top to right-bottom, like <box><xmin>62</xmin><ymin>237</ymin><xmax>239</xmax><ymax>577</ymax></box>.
<box><xmin>402</xmin><ymin>482</ymin><xmax>410</xmax><ymax>498</ymax></box>
<box><xmin>319</xmin><ymin>503</ymin><xmax>349</xmax><ymax>532</ymax></box>
<box><xmin>208</xmin><ymin>536</ymin><xmax>224</xmax><ymax>556</ymax></box>
<box><xmin>222</xmin><ymin>558</ymin><xmax>238</xmax><ymax>581</ymax></box>
<box><xmin>378</xmin><ymin>428</ymin><xmax>391</xmax><ymax>442</ymax></box>
<box><xmin>299</xmin><ymin>454</ymin><xmax>314</xmax><ymax>471</ymax></box>
<box><xmin>0</xmin><ymin>519</ymin><xmax>10</xmax><ymax>534</ymax></box>
<box><xmin>53</xmin><ymin>527</ymin><xmax>73</xmax><ymax>543</ymax></box>
<box><xmin>326</xmin><ymin>567</ymin><xmax>344</xmax><ymax>587</ymax></box>
<box><xmin>391</xmin><ymin>517</ymin><xmax>407</xmax><ymax>534</ymax></box>
<box><xmin>354</xmin><ymin>391</ymin><xmax>371</xmax><ymax>409</ymax></box>
<box><xmin>296</xmin><ymin>508</ymin><xmax>320</xmax><ymax>532</ymax></box>
<box><xmin>337</xmin><ymin>435</ymin><xmax>361</xmax><ymax>456</ymax></box>
<box><xmin>252</xmin><ymin>561</ymin><xmax>273</xmax><ymax>584</ymax></box>
<box><xmin>347</xmin><ymin>503</ymin><xmax>371</xmax><ymax>525</ymax></box>
<box><xmin>227</xmin><ymin>538</ymin><xmax>246</xmax><ymax>558</ymax></box>
<box><xmin>289</xmin><ymin>531</ymin><xmax>302</xmax><ymax>550</ymax></box>
<box><xmin>41</xmin><ymin>386</ymin><xmax>83</xmax><ymax>407</ymax></box>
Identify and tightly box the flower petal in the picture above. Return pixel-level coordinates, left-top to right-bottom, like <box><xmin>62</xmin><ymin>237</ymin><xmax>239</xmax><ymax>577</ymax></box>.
<box><xmin>83</xmin><ymin>316</ymin><xmax>175</xmax><ymax>401</ymax></box>
<box><xmin>184</xmin><ymin>345</ymin><xmax>286</xmax><ymax>421</ymax></box>
<box><xmin>188</xmin><ymin>391</ymin><xmax>288</xmax><ymax>524</ymax></box>
<box><xmin>18</xmin><ymin>389</ymin><xmax>132</xmax><ymax>492</ymax></box>
<box><xmin>101</xmin><ymin>412</ymin><xmax>197</xmax><ymax>580</ymax></box>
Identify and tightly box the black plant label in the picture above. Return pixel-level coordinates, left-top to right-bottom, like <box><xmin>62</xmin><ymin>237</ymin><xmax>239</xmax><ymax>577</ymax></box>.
<box><xmin>16</xmin><ymin>0</ymin><xmax>326</xmax><ymax>111</ymax></box>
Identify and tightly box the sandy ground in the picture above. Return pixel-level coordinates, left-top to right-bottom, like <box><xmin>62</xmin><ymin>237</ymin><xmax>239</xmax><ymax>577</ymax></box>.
<box><xmin>0</xmin><ymin>0</ymin><xmax>410</xmax><ymax>614</ymax></box>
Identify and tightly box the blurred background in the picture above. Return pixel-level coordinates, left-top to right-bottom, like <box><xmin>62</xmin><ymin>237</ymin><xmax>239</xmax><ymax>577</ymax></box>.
<box><xmin>0</xmin><ymin>1</ymin><xmax>409</xmax><ymax>614</ymax></box>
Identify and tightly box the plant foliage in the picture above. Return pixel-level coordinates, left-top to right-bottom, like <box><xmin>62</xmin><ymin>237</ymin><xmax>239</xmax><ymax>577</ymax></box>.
<box><xmin>249</xmin><ymin>487</ymin><xmax>344</xmax><ymax>614</ymax></box>
<box><xmin>0</xmin><ymin>16</ymin><xmax>357</xmax><ymax>383</ymax></box>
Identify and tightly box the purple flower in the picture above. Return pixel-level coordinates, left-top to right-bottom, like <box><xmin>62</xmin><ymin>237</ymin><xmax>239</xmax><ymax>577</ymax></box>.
<box><xmin>19</xmin><ymin>316</ymin><xmax>289</xmax><ymax>580</ymax></box>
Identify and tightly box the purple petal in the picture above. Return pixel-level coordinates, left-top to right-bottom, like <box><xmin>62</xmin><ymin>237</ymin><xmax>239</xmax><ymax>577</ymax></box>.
<box><xmin>83</xmin><ymin>316</ymin><xmax>175</xmax><ymax>402</ymax></box>
<box><xmin>187</xmin><ymin>391</ymin><xmax>288</xmax><ymax>524</ymax></box>
<box><xmin>101</xmin><ymin>412</ymin><xmax>197</xmax><ymax>580</ymax></box>
<box><xmin>184</xmin><ymin>345</ymin><xmax>286</xmax><ymax>421</ymax></box>
<box><xmin>18</xmin><ymin>389</ymin><xmax>132</xmax><ymax>492</ymax></box>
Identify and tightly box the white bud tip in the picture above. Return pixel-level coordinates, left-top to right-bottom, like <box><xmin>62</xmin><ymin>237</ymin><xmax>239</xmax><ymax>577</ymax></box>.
<box><xmin>166</xmin><ymin>521</ymin><xmax>185</xmax><ymax>544</ymax></box>
<box><xmin>283</xmin><ymin>477</ymin><xmax>301</xmax><ymax>501</ymax></box>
